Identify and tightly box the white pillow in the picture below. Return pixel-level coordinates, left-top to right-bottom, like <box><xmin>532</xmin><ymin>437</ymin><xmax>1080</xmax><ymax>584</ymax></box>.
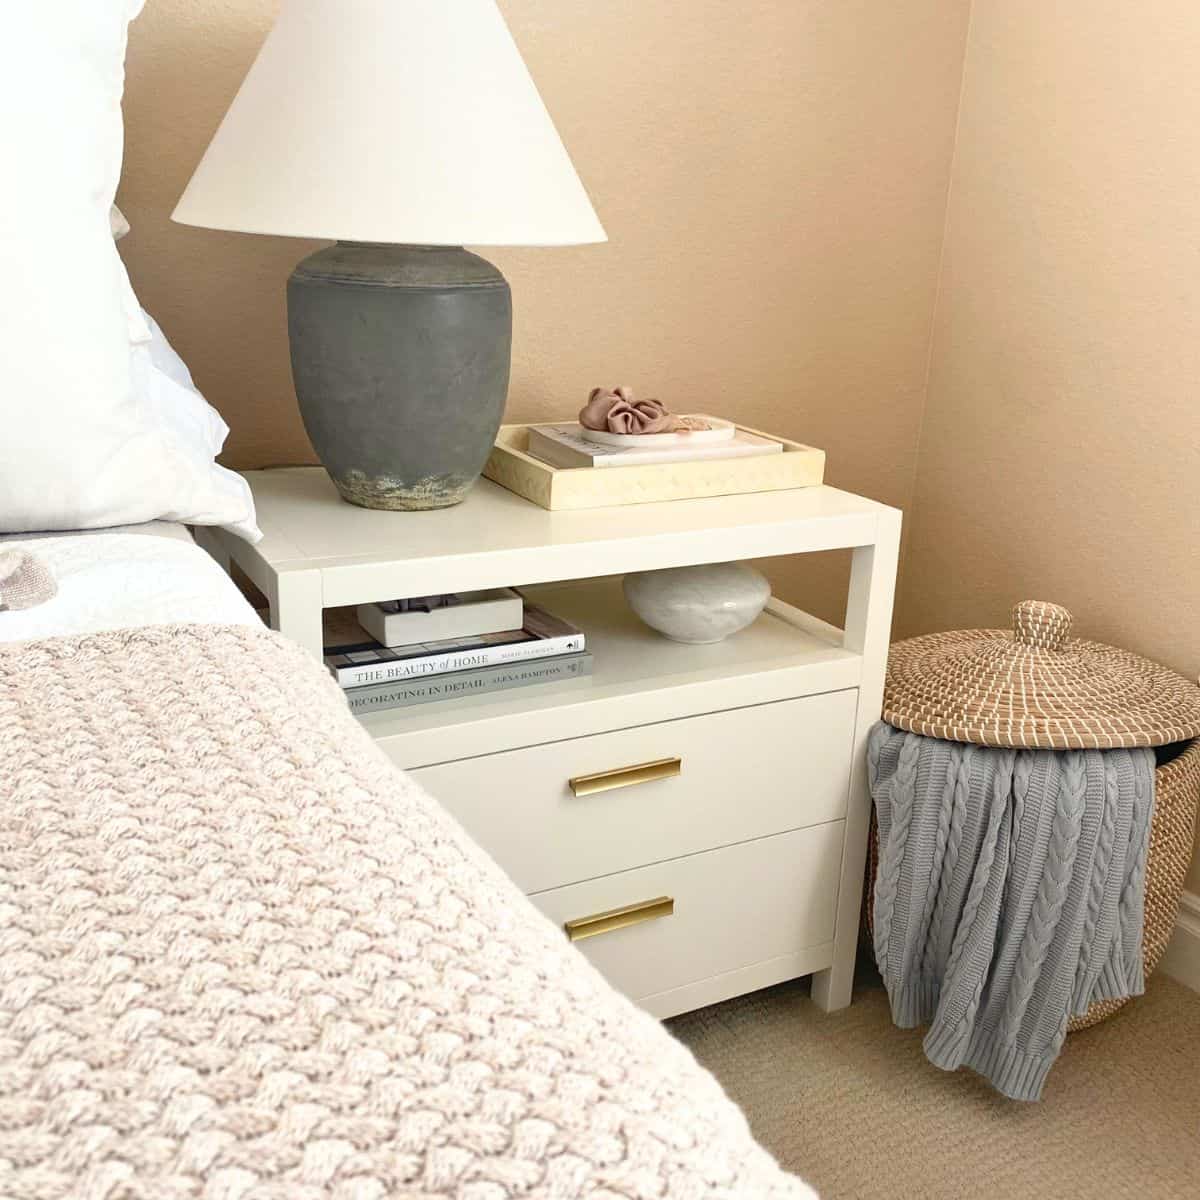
<box><xmin>0</xmin><ymin>3</ymin><xmax>260</xmax><ymax>542</ymax></box>
<box><xmin>136</xmin><ymin>311</ymin><xmax>261</xmax><ymax>542</ymax></box>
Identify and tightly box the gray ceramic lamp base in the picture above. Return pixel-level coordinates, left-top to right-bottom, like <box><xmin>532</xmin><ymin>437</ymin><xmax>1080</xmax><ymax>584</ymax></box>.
<box><xmin>287</xmin><ymin>243</ymin><xmax>512</xmax><ymax>511</ymax></box>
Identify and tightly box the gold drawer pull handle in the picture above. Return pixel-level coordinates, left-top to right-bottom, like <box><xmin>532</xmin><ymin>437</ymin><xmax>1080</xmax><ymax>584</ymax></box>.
<box><xmin>569</xmin><ymin>756</ymin><xmax>681</xmax><ymax>797</ymax></box>
<box><xmin>564</xmin><ymin>896</ymin><xmax>675</xmax><ymax>942</ymax></box>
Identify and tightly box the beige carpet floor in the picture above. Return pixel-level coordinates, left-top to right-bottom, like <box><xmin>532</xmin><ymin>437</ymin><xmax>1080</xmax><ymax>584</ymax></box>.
<box><xmin>668</xmin><ymin>966</ymin><xmax>1200</xmax><ymax>1199</ymax></box>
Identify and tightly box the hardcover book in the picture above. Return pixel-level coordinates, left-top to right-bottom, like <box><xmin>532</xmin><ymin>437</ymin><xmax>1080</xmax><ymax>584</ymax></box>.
<box><xmin>345</xmin><ymin>652</ymin><xmax>594</xmax><ymax>714</ymax></box>
<box><xmin>526</xmin><ymin>422</ymin><xmax>783</xmax><ymax>470</ymax></box>
<box><xmin>324</xmin><ymin>602</ymin><xmax>585</xmax><ymax>688</ymax></box>
<box><xmin>356</xmin><ymin>588</ymin><xmax>523</xmax><ymax>647</ymax></box>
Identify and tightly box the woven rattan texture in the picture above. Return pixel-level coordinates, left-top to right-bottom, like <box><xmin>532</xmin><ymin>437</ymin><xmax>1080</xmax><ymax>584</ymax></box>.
<box><xmin>865</xmin><ymin>738</ymin><xmax>1200</xmax><ymax>1031</ymax></box>
<box><xmin>885</xmin><ymin>607</ymin><xmax>1200</xmax><ymax>750</ymax></box>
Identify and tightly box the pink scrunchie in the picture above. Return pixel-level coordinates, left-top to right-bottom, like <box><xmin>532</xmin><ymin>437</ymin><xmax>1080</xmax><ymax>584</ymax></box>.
<box><xmin>579</xmin><ymin>387</ymin><xmax>677</xmax><ymax>435</ymax></box>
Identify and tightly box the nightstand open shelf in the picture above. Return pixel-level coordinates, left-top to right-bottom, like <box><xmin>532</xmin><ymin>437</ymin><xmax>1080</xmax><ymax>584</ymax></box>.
<box><xmin>363</xmin><ymin>576</ymin><xmax>862</xmax><ymax>767</ymax></box>
<box><xmin>201</xmin><ymin>465</ymin><xmax>901</xmax><ymax>1019</ymax></box>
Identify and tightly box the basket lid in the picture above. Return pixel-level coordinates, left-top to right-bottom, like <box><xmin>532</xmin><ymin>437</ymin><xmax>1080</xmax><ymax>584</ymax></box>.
<box><xmin>884</xmin><ymin>600</ymin><xmax>1200</xmax><ymax>750</ymax></box>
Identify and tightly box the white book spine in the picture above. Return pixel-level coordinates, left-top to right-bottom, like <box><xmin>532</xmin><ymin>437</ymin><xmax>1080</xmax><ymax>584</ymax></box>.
<box><xmin>333</xmin><ymin>630</ymin><xmax>585</xmax><ymax>688</ymax></box>
<box><xmin>346</xmin><ymin>654</ymin><xmax>593</xmax><ymax>714</ymax></box>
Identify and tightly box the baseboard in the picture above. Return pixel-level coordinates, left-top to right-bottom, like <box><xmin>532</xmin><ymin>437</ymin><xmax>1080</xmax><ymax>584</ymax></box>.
<box><xmin>1159</xmin><ymin>890</ymin><xmax>1200</xmax><ymax>994</ymax></box>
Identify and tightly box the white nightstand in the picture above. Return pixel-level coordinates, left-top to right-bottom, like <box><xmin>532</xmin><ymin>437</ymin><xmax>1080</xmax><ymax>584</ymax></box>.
<box><xmin>201</xmin><ymin>467</ymin><xmax>901</xmax><ymax>1018</ymax></box>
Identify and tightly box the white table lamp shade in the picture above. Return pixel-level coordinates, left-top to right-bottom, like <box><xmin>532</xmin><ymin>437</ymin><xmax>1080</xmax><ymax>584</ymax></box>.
<box><xmin>173</xmin><ymin>0</ymin><xmax>606</xmax><ymax>247</ymax></box>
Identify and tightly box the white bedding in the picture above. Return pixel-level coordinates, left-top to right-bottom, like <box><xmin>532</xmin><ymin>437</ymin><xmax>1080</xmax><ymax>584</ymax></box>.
<box><xmin>0</xmin><ymin>519</ymin><xmax>195</xmax><ymax>545</ymax></box>
<box><xmin>0</xmin><ymin>531</ymin><xmax>259</xmax><ymax>642</ymax></box>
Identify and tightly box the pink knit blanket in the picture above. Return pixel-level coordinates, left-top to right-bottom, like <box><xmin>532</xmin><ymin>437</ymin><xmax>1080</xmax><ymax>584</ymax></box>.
<box><xmin>1</xmin><ymin>623</ymin><xmax>811</xmax><ymax>1199</ymax></box>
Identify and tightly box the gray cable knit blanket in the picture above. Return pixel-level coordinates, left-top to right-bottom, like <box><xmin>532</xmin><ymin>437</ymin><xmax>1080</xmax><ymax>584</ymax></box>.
<box><xmin>867</xmin><ymin>724</ymin><xmax>1155</xmax><ymax>1101</ymax></box>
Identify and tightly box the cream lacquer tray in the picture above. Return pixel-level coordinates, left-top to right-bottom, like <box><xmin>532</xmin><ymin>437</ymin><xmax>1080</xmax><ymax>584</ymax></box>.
<box><xmin>483</xmin><ymin>424</ymin><xmax>825</xmax><ymax>511</ymax></box>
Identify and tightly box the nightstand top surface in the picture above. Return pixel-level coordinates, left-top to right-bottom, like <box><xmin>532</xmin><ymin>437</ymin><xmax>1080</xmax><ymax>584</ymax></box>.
<box><xmin>229</xmin><ymin>467</ymin><xmax>899</xmax><ymax>604</ymax></box>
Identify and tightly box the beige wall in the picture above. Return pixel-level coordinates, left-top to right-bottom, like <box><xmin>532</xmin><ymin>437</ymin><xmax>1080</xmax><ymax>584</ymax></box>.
<box><xmin>119</xmin><ymin>0</ymin><xmax>971</xmax><ymax>624</ymax></box>
<box><xmin>902</xmin><ymin>0</ymin><xmax>1200</xmax><ymax>887</ymax></box>
<box><xmin>120</xmin><ymin>1</ymin><xmax>1200</xmax><ymax>881</ymax></box>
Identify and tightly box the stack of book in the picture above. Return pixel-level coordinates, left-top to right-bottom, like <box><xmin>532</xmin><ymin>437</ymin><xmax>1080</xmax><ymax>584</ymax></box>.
<box><xmin>525</xmin><ymin>422</ymin><xmax>784</xmax><ymax>470</ymax></box>
<box><xmin>323</xmin><ymin>588</ymin><xmax>591</xmax><ymax>714</ymax></box>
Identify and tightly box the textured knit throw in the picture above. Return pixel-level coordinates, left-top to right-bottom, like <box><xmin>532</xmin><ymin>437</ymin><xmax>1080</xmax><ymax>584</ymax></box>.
<box><xmin>867</xmin><ymin>723</ymin><xmax>1155</xmax><ymax>1101</ymax></box>
<box><xmin>0</xmin><ymin>548</ymin><xmax>55</xmax><ymax>610</ymax></box>
<box><xmin>0</xmin><ymin>624</ymin><xmax>812</xmax><ymax>1199</ymax></box>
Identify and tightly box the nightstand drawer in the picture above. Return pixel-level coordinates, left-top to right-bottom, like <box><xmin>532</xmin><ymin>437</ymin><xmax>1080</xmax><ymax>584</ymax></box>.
<box><xmin>410</xmin><ymin>689</ymin><xmax>856</xmax><ymax>894</ymax></box>
<box><xmin>532</xmin><ymin>822</ymin><xmax>843</xmax><ymax>1015</ymax></box>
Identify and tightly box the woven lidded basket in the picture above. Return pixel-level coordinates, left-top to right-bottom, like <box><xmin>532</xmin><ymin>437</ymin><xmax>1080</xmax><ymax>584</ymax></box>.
<box><xmin>868</xmin><ymin>600</ymin><xmax>1200</xmax><ymax>1030</ymax></box>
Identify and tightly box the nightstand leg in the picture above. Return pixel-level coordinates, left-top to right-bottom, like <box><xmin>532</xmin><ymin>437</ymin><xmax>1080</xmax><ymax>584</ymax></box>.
<box><xmin>269</xmin><ymin>570</ymin><xmax>325</xmax><ymax>660</ymax></box>
<box><xmin>811</xmin><ymin>511</ymin><xmax>901</xmax><ymax>1012</ymax></box>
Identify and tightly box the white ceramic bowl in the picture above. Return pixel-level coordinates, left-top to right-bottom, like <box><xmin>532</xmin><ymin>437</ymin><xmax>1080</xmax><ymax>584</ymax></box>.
<box><xmin>623</xmin><ymin>562</ymin><xmax>771</xmax><ymax>645</ymax></box>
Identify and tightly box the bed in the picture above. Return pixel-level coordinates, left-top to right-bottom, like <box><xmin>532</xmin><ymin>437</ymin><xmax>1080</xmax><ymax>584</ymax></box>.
<box><xmin>1</xmin><ymin>528</ymin><xmax>814</xmax><ymax>1197</ymax></box>
<box><xmin>0</xmin><ymin>525</ymin><xmax>257</xmax><ymax>643</ymax></box>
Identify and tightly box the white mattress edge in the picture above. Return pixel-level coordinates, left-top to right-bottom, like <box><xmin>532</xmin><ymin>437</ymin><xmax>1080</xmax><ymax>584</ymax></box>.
<box><xmin>0</xmin><ymin>531</ymin><xmax>260</xmax><ymax>642</ymax></box>
<box><xmin>0</xmin><ymin>520</ymin><xmax>195</xmax><ymax>545</ymax></box>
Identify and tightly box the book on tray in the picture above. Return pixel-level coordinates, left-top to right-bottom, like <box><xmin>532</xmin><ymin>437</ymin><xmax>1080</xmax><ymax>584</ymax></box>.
<box><xmin>322</xmin><ymin>599</ymin><xmax>589</xmax><ymax>713</ymax></box>
<box><xmin>526</xmin><ymin>422</ymin><xmax>784</xmax><ymax>470</ymax></box>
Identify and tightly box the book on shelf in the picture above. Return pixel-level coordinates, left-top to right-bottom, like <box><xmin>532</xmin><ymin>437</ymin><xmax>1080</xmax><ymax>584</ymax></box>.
<box><xmin>324</xmin><ymin>602</ymin><xmax>585</xmax><ymax>688</ymax></box>
<box><xmin>345</xmin><ymin>652</ymin><xmax>593</xmax><ymax>714</ymax></box>
<box><xmin>356</xmin><ymin>588</ymin><xmax>523</xmax><ymax>647</ymax></box>
<box><xmin>526</xmin><ymin>422</ymin><xmax>784</xmax><ymax>470</ymax></box>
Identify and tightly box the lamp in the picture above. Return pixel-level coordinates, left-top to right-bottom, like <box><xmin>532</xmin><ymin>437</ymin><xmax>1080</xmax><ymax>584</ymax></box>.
<box><xmin>174</xmin><ymin>0</ymin><xmax>606</xmax><ymax>510</ymax></box>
